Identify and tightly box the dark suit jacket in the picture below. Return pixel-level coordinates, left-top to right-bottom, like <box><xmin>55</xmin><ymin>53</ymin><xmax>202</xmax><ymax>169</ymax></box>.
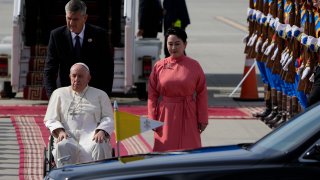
<box><xmin>163</xmin><ymin>0</ymin><xmax>190</xmax><ymax>30</ymax></box>
<box><xmin>138</xmin><ymin>0</ymin><xmax>163</xmax><ymax>37</ymax></box>
<box><xmin>44</xmin><ymin>24</ymin><xmax>114</xmax><ymax>97</ymax></box>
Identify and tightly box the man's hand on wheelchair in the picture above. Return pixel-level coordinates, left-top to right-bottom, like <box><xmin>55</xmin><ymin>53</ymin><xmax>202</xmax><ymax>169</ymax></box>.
<box><xmin>53</xmin><ymin>128</ymin><xmax>68</xmax><ymax>142</ymax></box>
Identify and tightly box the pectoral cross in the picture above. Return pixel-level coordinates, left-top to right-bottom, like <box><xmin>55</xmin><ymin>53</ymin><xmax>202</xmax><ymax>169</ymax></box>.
<box><xmin>70</xmin><ymin>112</ymin><xmax>78</xmax><ymax>116</ymax></box>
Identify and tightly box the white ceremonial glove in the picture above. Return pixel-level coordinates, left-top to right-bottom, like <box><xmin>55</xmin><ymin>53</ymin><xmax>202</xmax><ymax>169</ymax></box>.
<box><xmin>264</xmin><ymin>43</ymin><xmax>275</xmax><ymax>55</ymax></box>
<box><xmin>242</xmin><ymin>34</ymin><xmax>249</xmax><ymax>44</ymax></box>
<box><xmin>281</xmin><ymin>53</ymin><xmax>289</xmax><ymax>67</ymax></box>
<box><xmin>249</xmin><ymin>34</ymin><xmax>258</xmax><ymax>46</ymax></box>
<box><xmin>255</xmin><ymin>37</ymin><xmax>263</xmax><ymax>53</ymax></box>
<box><xmin>283</xmin><ymin>56</ymin><xmax>293</xmax><ymax>71</ymax></box>
<box><xmin>247</xmin><ymin>33</ymin><xmax>255</xmax><ymax>46</ymax></box>
<box><xmin>261</xmin><ymin>39</ymin><xmax>269</xmax><ymax>52</ymax></box>
<box><xmin>298</xmin><ymin>63</ymin><xmax>304</xmax><ymax>75</ymax></box>
<box><xmin>281</xmin><ymin>51</ymin><xmax>290</xmax><ymax>66</ymax></box>
<box><xmin>301</xmin><ymin>66</ymin><xmax>311</xmax><ymax>80</ymax></box>
<box><xmin>309</xmin><ymin>73</ymin><xmax>315</xmax><ymax>83</ymax></box>
<box><xmin>280</xmin><ymin>50</ymin><xmax>288</xmax><ymax>64</ymax></box>
<box><xmin>271</xmin><ymin>47</ymin><xmax>278</xmax><ymax>61</ymax></box>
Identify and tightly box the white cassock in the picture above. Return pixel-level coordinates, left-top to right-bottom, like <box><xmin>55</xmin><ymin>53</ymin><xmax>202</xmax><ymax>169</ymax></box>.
<box><xmin>44</xmin><ymin>86</ymin><xmax>114</xmax><ymax>167</ymax></box>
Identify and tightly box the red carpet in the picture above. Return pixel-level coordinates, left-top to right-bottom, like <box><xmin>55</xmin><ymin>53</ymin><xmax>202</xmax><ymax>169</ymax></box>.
<box><xmin>0</xmin><ymin>105</ymin><xmax>259</xmax><ymax>119</ymax></box>
<box><xmin>5</xmin><ymin>105</ymin><xmax>261</xmax><ymax>179</ymax></box>
<box><xmin>0</xmin><ymin>105</ymin><xmax>47</xmax><ymax>117</ymax></box>
<box><xmin>11</xmin><ymin>116</ymin><xmax>151</xmax><ymax>179</ymax></box>
<box><xmin>11</xmin><ymin>116</ymin><xmax>49</xmax><ymax>180</ymax></box>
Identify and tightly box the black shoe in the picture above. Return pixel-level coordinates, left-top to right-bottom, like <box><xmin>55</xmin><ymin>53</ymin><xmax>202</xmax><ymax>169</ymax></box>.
<box><xmin>272</xmin><ymin>115</ymin><xmax>287</xmax><ymax>128</ymax></box>
<box><xmin>266</xmin><ymin>114</ymin><xmax>282</xmax><ymax>128</ymax></box>
<box><xmin>253</xmin><ymin>108</ymin><xmax>272</xmax><ymax>118</ymax></box>
<box><xmin>262</xmin><ymin>110</ymin><xmax>277</xmax><ymax>122</ymax></box>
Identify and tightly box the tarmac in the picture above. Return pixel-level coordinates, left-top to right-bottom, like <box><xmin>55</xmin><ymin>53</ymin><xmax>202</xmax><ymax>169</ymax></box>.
<box><xmin>0</xmin><ymin>0</ymin><xmax>274</xmax><ymax>179</ymax></box>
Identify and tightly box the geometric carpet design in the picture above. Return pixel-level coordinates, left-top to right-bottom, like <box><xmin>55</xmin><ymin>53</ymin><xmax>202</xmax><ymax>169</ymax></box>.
<box><xmin>11</xmin><ymin>116</ymin><xmax>49</xmax><ymax>180</ymax></box>
<box><xmin>23</xmin><ymin>45</ymin><xmax>48</xmax><ymax>100</ymax></box>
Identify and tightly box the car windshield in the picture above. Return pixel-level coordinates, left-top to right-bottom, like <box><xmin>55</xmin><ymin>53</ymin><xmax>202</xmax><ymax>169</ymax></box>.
<box><xmin>249</xmin><ymin>103</ymin><xmax>320</xmax><ymax>153</ymax></box>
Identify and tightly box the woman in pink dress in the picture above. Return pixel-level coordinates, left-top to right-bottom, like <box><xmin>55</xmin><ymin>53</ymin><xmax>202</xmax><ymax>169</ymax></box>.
<box><xmin>148</xmin><ymin>27</ymin><xmax>208</xmax><ymax>152</ymax></box>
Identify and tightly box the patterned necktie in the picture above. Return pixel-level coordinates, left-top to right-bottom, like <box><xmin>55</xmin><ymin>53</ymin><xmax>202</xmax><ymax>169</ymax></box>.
<box><xmin>74</xmin><ymin>35</ymin><xmax>81</xmax><ymax>58</ymax></box>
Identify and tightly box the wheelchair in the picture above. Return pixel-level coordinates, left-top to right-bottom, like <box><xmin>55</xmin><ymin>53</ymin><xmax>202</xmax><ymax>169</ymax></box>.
<box><xmin>43</xmin><ymin>135</ymin><xmax>116</xmax><ymax>177</ymax></box>
<box><xmin>43</xmin><ymin>135</ymin><xmax>55</xmax><ymax>177</ymax></box>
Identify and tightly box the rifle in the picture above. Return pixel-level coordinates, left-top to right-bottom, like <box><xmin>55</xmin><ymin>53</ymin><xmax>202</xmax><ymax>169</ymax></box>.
<box><xmin>279</xmin><ymin>0</ymin><xmax>294</xmax><ymax>80</ymax></box>
<box><xmin>297</xmin><ymin>0</ymin><xmax>308</xmax><ymax>91</ymax></box>
<box><xmin>304</xmin><ymin>3</ymin><xmax>318</xmax><ymax>93</ymax></box>
<box><xmin>285</xmin><ymin>0</ymin><xmax>301</xmax><ymax>83</ymax></box>
<box><xmin>279</xmin><ymin>0</ymin><xmax>296</xmax><ymax>83</ymax></box>
<box><xmin>254</xmin><ymin>0</ymin><xmax>267</xmax><ymax>60</ymax></box>
<box><xmin>244</xmin><ymin>0</ymin><xmax>256</xmax><ymax>54</ymax></box>
<box><xmin>248</xmin><ymin>0</ymin><xmax>262</xmax><ymax>59</ymax></box>
<box><xmin>260</xmin><ymin>0</ymin><xmax>272</xmax><ymax>62</ymax></box>
<box><xmin>272</xmin><ymin>0</ymin><xmax>285</xmax><ymax>74</ymax></box>
<box><xmin>297</xmin><ymin>0</ymin><xmax>317</xmax><ymax>93</ymax></box>
<box><xmin>266</xmin><ymin>0</ymin><xmax>279</xmax><ymax>68</ymax></box>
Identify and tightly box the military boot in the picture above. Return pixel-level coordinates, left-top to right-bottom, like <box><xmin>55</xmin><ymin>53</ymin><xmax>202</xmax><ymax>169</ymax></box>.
<box><xmin>287</xmin><ymin>96</ymin><xmax>293</xmax><ymax>119</ymax></box>
<box><xmin>253</xmin><ymin>84</ymin><xmax>271</xmax><ymax>118</ymax></box>
<box><xmin>267</xmin><ymin>91</ymin><xmax>282</xmax><ymax>128</ymax></box>
<box><xmin>263</xmin><ymin>88</ymin><xmax>278</xmax><ymax>122</ymax></box>
<box><xmin>273</xmin><ymin>93</ymin><xmax>288</xmax><ymax>128</ymax></box>
<box><xmin>291</xmin><ymin>96</ymin><xmax>298</xmax><ymax>117</ymax></box>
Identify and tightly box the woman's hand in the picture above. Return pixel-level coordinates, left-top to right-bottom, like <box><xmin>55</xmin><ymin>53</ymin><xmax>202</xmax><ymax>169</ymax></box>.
<box><xmin>198</xmin><ymin>123</ymin><xmax>207</xmax><ymax>133</ymax></box>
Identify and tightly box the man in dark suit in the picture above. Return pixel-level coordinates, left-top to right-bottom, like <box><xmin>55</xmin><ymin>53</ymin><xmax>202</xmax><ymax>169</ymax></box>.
<box><xmin>137</xmin><ymin>0</ymin><xmax>163</xmax><ymax>38</ymax></box>
<box><xmin>163</xmin><ymin>0</ymin><xmax>190</xmax><ymax>57</ymax></box>
<box><xmin>44</xmin><ymin>0</ymin><xmax>114</xmax><ymax>97</ymax></box>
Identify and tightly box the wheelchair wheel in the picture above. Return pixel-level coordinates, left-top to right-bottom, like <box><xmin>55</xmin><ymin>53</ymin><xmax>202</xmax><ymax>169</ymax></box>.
<box><xmin>112</xmin><ymin>148</ymin><xmax>115</xmax><ymax>157</ymax></box>
<box><xmin>43</xmin><ymin>135</ymin><xmax>55</xmax><ymax>177</ymax></box>
<box><xmin>48</xmin><ymin>135</ymin><xmax>55</xmax><ymax>171</ymax></box>
<box><xmin>43</xmin><ymin>147</ymin><xmax>48</xmax><ymax>177</ymax></box>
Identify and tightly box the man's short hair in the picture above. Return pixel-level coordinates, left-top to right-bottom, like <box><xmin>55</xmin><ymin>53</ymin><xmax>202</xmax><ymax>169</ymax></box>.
<box><xmin>65</xmin><ymin>0</ymin><xmax>87</xmax><ymax>15</ymax></box>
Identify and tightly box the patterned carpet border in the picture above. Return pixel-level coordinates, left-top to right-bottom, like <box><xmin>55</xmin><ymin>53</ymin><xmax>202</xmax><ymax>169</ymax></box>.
<box><xmin>11</xmin><ymin>116</ymin><xmax>48</xmax><ymax>180</ymax></box>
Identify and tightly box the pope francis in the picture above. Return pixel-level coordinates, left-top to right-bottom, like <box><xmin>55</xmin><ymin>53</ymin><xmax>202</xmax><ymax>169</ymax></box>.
<box><xmin>44</xmin><ymin>62</ymin><xmax>114</xmax><ymax>167</ymax></box>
